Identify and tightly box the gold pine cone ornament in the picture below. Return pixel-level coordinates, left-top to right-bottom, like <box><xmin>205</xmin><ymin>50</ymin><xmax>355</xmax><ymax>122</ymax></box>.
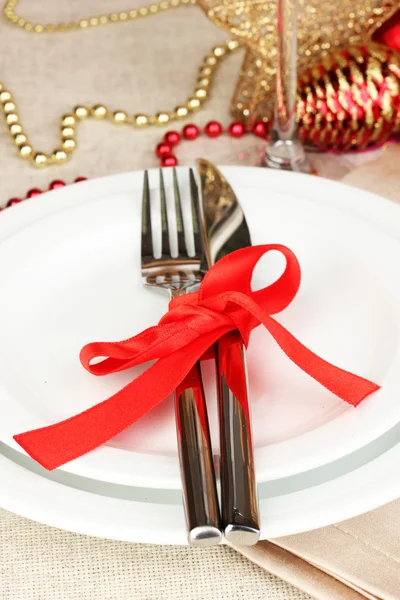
<box><xmin>296</xmin><ymin>43</ymin><xmax>400</xmax><ymax>151</ymax></box>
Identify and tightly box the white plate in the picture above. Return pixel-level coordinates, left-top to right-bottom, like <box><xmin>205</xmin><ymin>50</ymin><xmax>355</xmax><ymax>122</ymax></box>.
<box><xmin>1</xmin><ymin>167</ymin><xmax>400</xmax><ymax>489</ymax></box>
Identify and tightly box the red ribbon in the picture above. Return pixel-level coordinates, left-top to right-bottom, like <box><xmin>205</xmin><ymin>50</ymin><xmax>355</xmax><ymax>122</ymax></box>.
<box><xmin>14</xmin><ymin>244</ymin><xmax>380</xmax><ymax>470</ymax></box>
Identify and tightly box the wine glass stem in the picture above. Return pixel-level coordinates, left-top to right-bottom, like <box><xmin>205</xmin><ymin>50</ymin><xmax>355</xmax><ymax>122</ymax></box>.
<box><xmin>276</xmin><ymin>0</ymin><xmax>297</xmax><ymax>139</ymax></box>
<box><xmin>264</xmin><ymin>0</ymin><xmax>310</xmax><ymax>172</ymax></box>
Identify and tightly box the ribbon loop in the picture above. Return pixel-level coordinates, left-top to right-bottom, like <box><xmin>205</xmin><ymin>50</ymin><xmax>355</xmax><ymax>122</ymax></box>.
<box><xmin>14</xmin><ymin>244</ymin><xmax>380</xmax><ymax>470</ymax></box>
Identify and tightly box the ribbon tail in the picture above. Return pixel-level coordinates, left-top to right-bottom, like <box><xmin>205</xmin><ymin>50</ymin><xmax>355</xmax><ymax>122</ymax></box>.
<box><xmin>219</xmin><ymin>290</ymin><xmax>380</xmax><ymax>406</ymax></box>
<box><xmin>14</xmin><ymin>328</ymin><xmax>228</xmax><ymax>470</ymax></box>
<box><xmin>263</xmin><ymin>315</ymin><xmax>380</xmax><ymax>406</ymax></box>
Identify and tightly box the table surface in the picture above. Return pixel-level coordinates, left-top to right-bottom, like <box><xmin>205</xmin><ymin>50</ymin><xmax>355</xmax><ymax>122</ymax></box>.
<box><xmin>0</xmin><ymin>2</ymin><xmax>381</xmax><ymax>598</ymax></box>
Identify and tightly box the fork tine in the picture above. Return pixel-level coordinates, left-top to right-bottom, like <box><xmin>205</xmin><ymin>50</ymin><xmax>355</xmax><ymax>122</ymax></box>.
<box><xmin>173</xmin><ymin>168</ymin><xmax>187</xmax><ymax>257</ymax></box>
<box><xmin>141</xmin><ymin>170</ymin><xmax>154</xmax><ymax>258</ymax></box>
<box><xmin>159</xmin><ymin>169</ymin><xmax>171</xmax><ymax>257</ymax></box>
<box><xmin>189</xmin><ymin>168</ymin><xmax>203</xmax><ymax>257</ymax></box>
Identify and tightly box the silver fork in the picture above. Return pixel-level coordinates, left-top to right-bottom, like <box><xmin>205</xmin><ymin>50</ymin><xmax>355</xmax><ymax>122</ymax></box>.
<box><xmin>141</xmin><ymin>168</ymin><xmax>222</xmax><ymax>546</ymax></box>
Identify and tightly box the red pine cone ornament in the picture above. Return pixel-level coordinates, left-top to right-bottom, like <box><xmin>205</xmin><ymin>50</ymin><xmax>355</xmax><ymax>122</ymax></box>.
<box><xmin>296</xmin><ymin>43</ymin><xmax>400</xmax><ymax>151</ymax></box>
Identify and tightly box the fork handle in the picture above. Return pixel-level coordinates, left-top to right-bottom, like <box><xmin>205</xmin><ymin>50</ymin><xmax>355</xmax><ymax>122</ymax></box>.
<box><xmin>175</xmin><ymin>363</ymin><xmax>222</xmax><ymax>546</ymax></box>
<box><xmin>217</xmin><ymin>339</ymin><xmax>260</xmax><ymax>546</ymax></box>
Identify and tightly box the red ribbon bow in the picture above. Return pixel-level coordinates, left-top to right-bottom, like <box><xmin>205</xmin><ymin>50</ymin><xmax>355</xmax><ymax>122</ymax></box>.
<box><xmin>14</xmin><ymin>244</ymin><xmax>380</xmax><ymax>470</ymax></box>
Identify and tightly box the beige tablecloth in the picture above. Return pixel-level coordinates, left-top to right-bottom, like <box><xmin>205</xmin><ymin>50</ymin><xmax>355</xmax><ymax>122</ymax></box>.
<box><xmin>1</xmin><ymin>3</ymin><xmax>399</xmax><ymax>599</ymax></box>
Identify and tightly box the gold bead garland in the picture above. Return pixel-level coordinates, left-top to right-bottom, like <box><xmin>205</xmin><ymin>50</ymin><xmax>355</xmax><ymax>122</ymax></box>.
<box><xmin>2</xmin><ymin>0</ymin><xmax>399</xmax><ymax>164</ymax></box>
<box><xmin>0</xmin><ymin>35</ymin><xmax>239</xmax><ymax>168</ymax></box>
<box><xmin>3</xmin><ymin>0</ymin><xmax>196</xmax><ymax>33</ymax></box>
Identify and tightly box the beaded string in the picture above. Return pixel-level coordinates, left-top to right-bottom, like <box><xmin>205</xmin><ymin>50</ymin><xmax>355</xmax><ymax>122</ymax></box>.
<box><xmin>154</xmin><ymin>120</ymin><xmax>268</xmax><ymax>166</ymax></box>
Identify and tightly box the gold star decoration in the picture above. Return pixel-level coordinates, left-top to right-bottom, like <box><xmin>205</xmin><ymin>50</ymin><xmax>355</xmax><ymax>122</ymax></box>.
<box><xmin>197</xmin><ymin>0</ymin><xmax>399</xmax><ymax>123</ymax></box>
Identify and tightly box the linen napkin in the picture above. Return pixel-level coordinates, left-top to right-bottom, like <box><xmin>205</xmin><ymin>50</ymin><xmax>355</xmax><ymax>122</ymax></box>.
<box><xmin>234</xmin><ymin>144</ymin><xmax>400</xmax><ymax>600</ymax></box>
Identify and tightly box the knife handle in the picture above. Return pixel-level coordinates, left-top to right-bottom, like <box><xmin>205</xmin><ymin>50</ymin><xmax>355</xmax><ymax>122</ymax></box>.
<box><xmin>217</xmin><ymin>339</ymin><xmax>260</xmax><ymax>545</ymax></box>
<box><xmin>175</xmin><ymin>363</ymin><xmax>222</xmax><ymax>546</ymax></box>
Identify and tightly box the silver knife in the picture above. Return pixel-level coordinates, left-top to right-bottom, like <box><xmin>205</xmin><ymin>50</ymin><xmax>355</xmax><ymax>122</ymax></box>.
<box><xmin>196</xmin><ymin>159</ymin><xmax>260</xmax><ymax>545</ymax></box>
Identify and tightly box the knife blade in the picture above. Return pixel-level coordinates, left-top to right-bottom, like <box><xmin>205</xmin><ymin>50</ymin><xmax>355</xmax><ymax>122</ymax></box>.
<box><xmin>196</xmin><ymin>159</ymin><xmax>260</xmax><ymax>545</ymax></box>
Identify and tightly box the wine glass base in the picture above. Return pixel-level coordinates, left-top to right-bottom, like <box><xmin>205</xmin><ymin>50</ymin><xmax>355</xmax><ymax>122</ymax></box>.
<box><xmin>264</xmin><ymin>139</ymin><xmax>312</xmax><ymax>173</ymax></box>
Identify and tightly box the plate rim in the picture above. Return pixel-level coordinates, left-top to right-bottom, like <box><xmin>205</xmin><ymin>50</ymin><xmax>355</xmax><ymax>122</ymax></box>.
<box><xmin>1</xmin><ymin>424</ymin><xmax>400</xmax><ymax>543</ymax></box>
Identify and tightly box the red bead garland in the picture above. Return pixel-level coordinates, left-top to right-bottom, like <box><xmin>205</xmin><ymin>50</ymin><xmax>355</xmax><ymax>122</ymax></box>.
<box><xmin>253</xmin><ymin>121</ymin><xmax>268</xmax><ymax>138</ymax></box>
<box><xmin>6</xmin><ymin>197</ymin><xmax>22</xmax><ymax>207</ymax></box>
<box><xmin>3</xmin><ymin>177</ymin><xmax>87</xmax><ymax>212</ymax></box>
<box><xmin>49</xmin><ymin>180</ymin><xmax>66</xmax><ymax>190</ymax></box>
<box><xmin>27</xmin><ymin>188</ymin><xmax>43</xmax><ymax>198</ymax></box>
<box><xmin>165</xmin><ymin>131</ymin><xmax>181</xmax><ymax>146</ymax></box>
<box><xmin>3</xmin><ymin>117</ymin><xmax>272</xmax><ymax>208</ymax></box>
<box><xmin>182</xmin><ymin>124</ymin><xmax>200</xmax><ymax>140</ymax></box>
<box><xmin>161</xmin><ymin>155</ymin><xmax>178</xmax><ymax>167</ymax></box>
<box><xmin>156</xmin><ymin>142</ymin><xmax>173</xmax><ymax>158</ymax></box>
<box><xmin>205</xmin><ymin>121</ymin><xmax>223</xmax><ymax>138</ymax></box>
<box><xmin>229</xmin><ymin>122</ymin><xmax>245</xmax><ymax>138</ymax></box>
<box><xmin>155</xmin><ymin>119</ymin><xmax>269</xmax><ymax>167</ymax></box>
